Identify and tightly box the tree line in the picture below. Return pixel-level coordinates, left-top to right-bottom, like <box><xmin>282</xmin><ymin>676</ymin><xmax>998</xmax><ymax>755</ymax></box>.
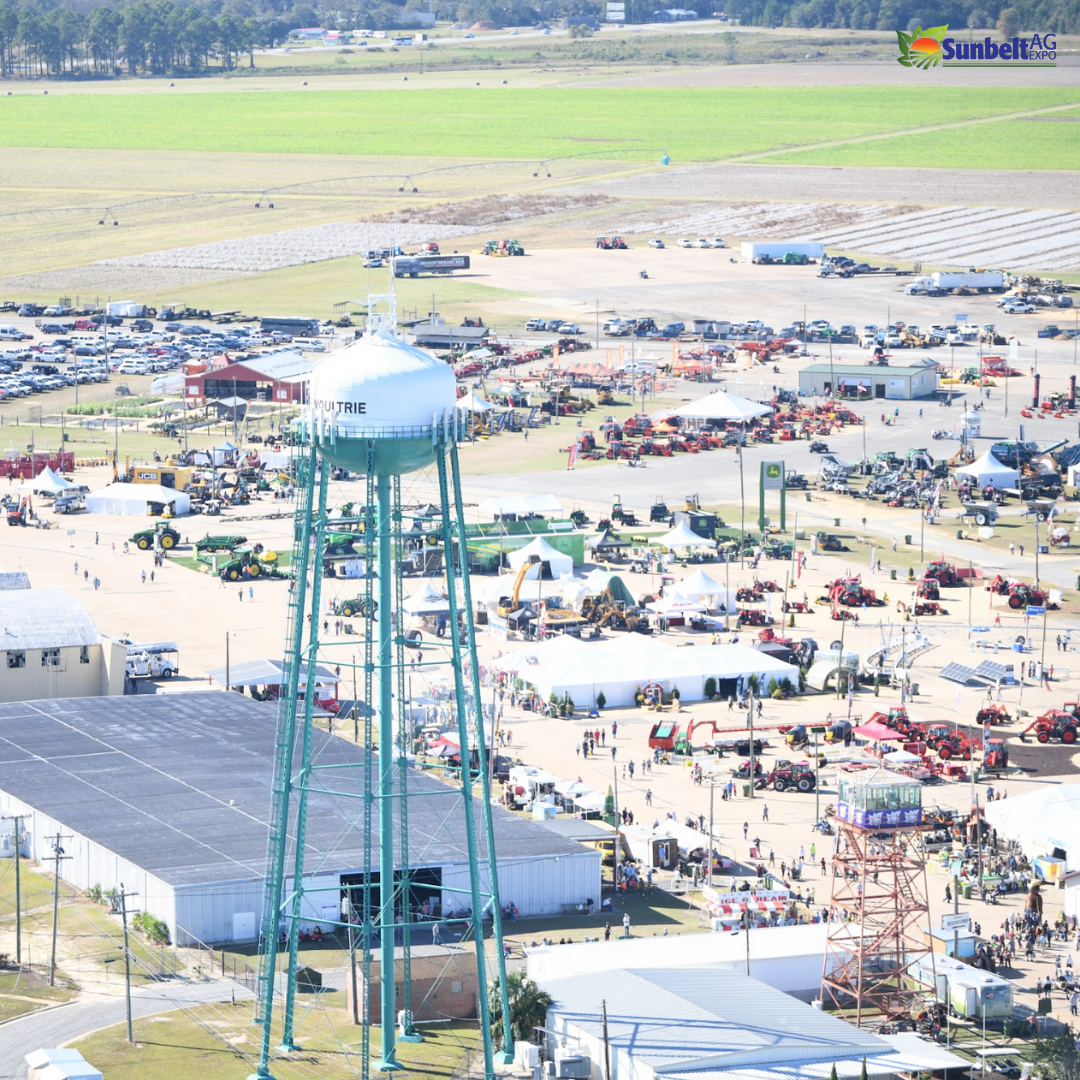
<box><xmin>724</xmin><ymin>0</ymin><xmax>1080</xmax><ymax>34</ymax></box>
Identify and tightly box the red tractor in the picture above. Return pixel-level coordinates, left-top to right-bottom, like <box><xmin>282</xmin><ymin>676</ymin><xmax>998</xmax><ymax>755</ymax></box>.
<box><xmin>827</xmin><ymin>576</ymin><xmax>885</xmax><ymax>607</ymax></box>
<box><xmin>1021</xmin><ymin>710</ymin><xmax>1079</xmax><ymax>744</ymax></box>
<box><xmin>925</xmin><ymin>561</ymin><xmax>961</xmax><ymax>586</ymax></box>
<box><xmin>935</xmin><ymin>733</ymin><xmax>981</xmax><ymax>761</ymax></box>
<box><xmin>737</xmin><ymin>608</ymin><xmax>773</xmax><ymax>627</ymax></box>
<box><xmin>912</xmin><ymin>600</ymin><xmax>948</xmax><ymax>616</ymax></box>
<box><xmin>1006</xmin><ymin>583</ymin><xmax>1054</xmax><ymax>610</ymax></box>
<box><xmin>983</xmin><ymin>737</ymin><xmax>1010</xmax><ymax>773</ymax></box>
<box><xmin>768</xmin><ymin>760</ymin><xmax>817</xmax><ymax>793</ymax></box>
<box><xmin>975</xmin><ymin>704</ymin><xmax>1011</xmax><ymax>725</ymax></box>
<box><xmin>916</xmin><ymin>578</ymin><xmax>941</xmax><ymax>601</ymax></box>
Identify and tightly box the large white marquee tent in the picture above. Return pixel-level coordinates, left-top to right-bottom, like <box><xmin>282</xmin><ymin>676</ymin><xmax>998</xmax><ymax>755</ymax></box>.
<box><xmin>656</xmin><ymin>389</ymin><xmax>773</xmax><ymax>423</ymax></box>
<box><xmin>85</xmin><ymin>483</ymin><xmax>191</xmax><ymax>516</ymax></box>
<box><xmin>492</xmin><ymin>634</ymin><xmax>795</xmax><ymax>708</ymax></box>
<box><xmin>507</xmin><ymin>537</ymin><xmax>574</xmax><ymax>578</ymax></box>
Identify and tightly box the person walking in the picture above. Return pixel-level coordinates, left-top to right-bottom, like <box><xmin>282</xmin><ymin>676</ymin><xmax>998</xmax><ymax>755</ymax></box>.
<box><xmin>645</xmin><ymin>788</ymin><xmax>652</xmax><ymax>805</ymax></box>
<box><xmin>239</xmin><ymin>588</ymin><xmax>243</xmax><ymax>602</ymax></box>
<box><xmin>743</xmin><ymin>822</ymin><xmax>749</xmax><ymax>840</ymax></box>
<box><xmin>150</xmin><ymin>570</ymin><xmax>155</xmax><ymax>584</ymax></box>
<box><xmin>74</xmin><ymin>561</ymin><xmax>79</xmax><ymax>575</ymax></box>
<box><xmin>141</xmin><ymin>569</ymin><xmax>146</xmax><ymax>585</ymax></box>
<box><xmin>93</xmin><ymin>577</ymin><xmax>100</xmax><ymax>591</ymax></box>
<box><xmin>762</xmin><ymin>804</ymin><xmax>769</xmax><ymax>822</ymax></box>
<box><xmin>249</xmin><ymin>586</ymin><xmax>254</xmax><ymax>601</ymax></box>
<box><xmin>622</xmin><ymin>911</ymin><xmax>631</xmax><ymax>938</ymax></box>
<box><xmin>611</xmin><ymin>746</ymin><xmax>616</xmax><ymax>761</ymax></box>
<box><xmin>95</xmin><ymin>532</ymin><xmax>99</xmax><ymax>545</ymax></box>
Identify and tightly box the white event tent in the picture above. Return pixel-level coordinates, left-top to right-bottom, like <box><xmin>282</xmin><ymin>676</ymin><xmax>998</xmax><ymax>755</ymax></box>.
<box><xmin>85</xmin><ymin>483</ymin><xmax>191</xmax><ymax>516</ymax></box>
<box><xmin>983</xmin><ymin>784</ymin><xmax>1080</xmax><ymax>872</ymax></box>
<box><xmin>492</xmin><ymin>634</ymin><xmax>796</xmax><ymax>708</ymax></box>
<box><xmin>657</xmin><ymin>390</ymin><xmax>773</xmax><ymax>423</ymax></box>
<box><xmin>18</xmin><ymin>466</ymin><xmax>73</xmax><ymax>497</ymax></box>
<box><xmin>676</xmin><ymin>567</ymin><xmax>737</xmax><ymax>611</ymax></box>
<box><xmin>956</xmin><ymin>450</ymin><xmax>1019</xmax><ymax>488</ymax></box>
<box><xmin>507</xmin><ymin>536</ymin><xmax>574</xmax><ymax>578</ymax></box>
<box><xmin>455</xmin><ymin>390</ymin><xmax>498</xmax><ymax>413</ymax></box>
<box><xmin>657</xmin><ymin>520</ymin><xmax>716</xmax><ymax>551</ymax></box>
<box><xmin>402</xmin><ymin>583</ymin><xmax>450</xmax><ymax>616</ymax></box>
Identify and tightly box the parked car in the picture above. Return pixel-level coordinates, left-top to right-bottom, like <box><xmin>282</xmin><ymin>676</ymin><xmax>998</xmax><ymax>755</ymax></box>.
<box><xmin>525</xmin><ymin>318</ymin><xmax>548</xmax><ymax>331</ymax></box>
<box><xmin>648</xmin><ymin>239</ymin><xmax>665</xmax><ymax>249</ymax></box>
<box><xmin>676</xmin><ymin>239</ymin><xmax>694</xmax><ymax>249</ymax></box>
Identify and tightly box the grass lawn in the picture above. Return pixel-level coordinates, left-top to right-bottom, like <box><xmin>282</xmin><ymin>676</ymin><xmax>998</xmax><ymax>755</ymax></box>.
<box><xmin>70</xmin><ymin>1001</ymin><xmax>480</xmax><ymax>1080</ymax></box>
<box><xmin>750</xmin><ymin>114</ymin><xmax>1080</xmax><ymax>170</ymax></box>
<box><xmin>0</xmin><ymin>968</ymin><xmax>79</xmax><ymax>1022</ymax></box>
<box><xmin>0</xmin><ymin>858</ymin><xmax>65</xmax><ymax>918</ymax></box>
<box><xmin>3</xmin><ymin>87</ymin><xmax>1076</xmax><ymax>163</ymax></box>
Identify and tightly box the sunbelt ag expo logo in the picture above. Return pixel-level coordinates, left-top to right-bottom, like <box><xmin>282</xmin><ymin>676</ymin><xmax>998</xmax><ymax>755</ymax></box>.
<box><xmin>898</xmin><ymin>23</ymin><xmax>1057</xmax><ymax>68</ymax></box>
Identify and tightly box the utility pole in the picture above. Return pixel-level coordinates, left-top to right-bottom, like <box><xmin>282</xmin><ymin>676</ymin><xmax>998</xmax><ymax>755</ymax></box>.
<box><xmin>119</xmin><ymin>883</ymin><xmax>139</xmax><ymax>1043</ymax></box>
<box><xmin>2</xmin><ymin>815</ymin><xmax>24</xmax><ymax>964</ymax></box>
<box><xmin>708</xmin><ymin>779</ymin><xmax>715</xmax><ymax>887</ymax></box>
<box><xmin>747</xmin><ymin>692</ymin><xmax>755</xmax><ymax>801</ymax></box>
<box><xmin>47</xmin><ymin>834</ymin><xmax>71</xmax><ymax>986</ymax></box>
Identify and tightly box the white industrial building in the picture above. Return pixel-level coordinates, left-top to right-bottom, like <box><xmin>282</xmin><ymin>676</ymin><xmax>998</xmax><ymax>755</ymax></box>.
<box><xmin>0</xmin><ymin>693</ymin><xmax>599</xmax><ymax>946</ymax></box>
<box><xmin>0</xmin><ymin>589</ymin><xmax>125</xmax><ymax>702</ymax></box>
<box><xmin>539</xmin><ymin>966</ymin><xmax>967</xmax><ymax>1080</ymax></box>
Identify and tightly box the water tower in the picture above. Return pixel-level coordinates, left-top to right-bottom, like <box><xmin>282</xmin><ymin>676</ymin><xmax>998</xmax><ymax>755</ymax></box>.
<box><xmin>819</xmin><ymin>769</ymin><xmax>935</xmax><ymax>1027</ymax></box>
<box><xmin>250</xmin><ymin>310</ymin><xmax>513</xmax><ymax>1079</ymax></box>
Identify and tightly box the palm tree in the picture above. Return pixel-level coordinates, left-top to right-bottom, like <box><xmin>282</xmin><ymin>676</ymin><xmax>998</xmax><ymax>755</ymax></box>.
<box><xmin>488</xmin><ymin>969</ymin><xmax>554</xmax><ymax>1048</ymax></box>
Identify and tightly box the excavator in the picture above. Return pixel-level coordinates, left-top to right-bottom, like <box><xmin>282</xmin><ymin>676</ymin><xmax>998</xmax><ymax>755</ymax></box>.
<box><xmin>674</xmin><ymin>717</ymin><xmax>795</xmax><ymax>755</ymax></box>
<box><xmin>497</xmin><ymin>559</ymin><xmax>534</xmax><ymax>617</ymax></box>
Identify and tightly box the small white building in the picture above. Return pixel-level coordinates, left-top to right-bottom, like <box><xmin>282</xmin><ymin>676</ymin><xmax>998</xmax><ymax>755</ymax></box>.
<box><xmin>0</xmin><ymin>589</ymin><xmax>124</xmax><ymax>702</ymax></box>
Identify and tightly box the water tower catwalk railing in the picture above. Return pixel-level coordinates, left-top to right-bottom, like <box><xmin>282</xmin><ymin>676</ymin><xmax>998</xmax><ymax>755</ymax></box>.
<box><xmin>250</xmin><ymin>431</ymin><xmax>512</xmax><ymax>1080</ymax></box>
<box><xmin>819</xmin><ymin>771</ymin><xmax>935</xmax><ymax>1028</ymax></box>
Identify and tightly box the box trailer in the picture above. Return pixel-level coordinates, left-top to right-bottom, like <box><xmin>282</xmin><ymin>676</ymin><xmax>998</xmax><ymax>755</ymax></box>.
<box><xmin>740</xmin><ymin>242</ymin><xmax>825</xmax><ymax>261</ymax></box>
<box><xmin>906</xmin><ymin>271</ymin><xmax>1005</xmax><ymax>296</ymax></box>
<box><xmin>107</xmin><ymin>302</ymin><xmax>147</xmax><ymax>318</ymax></box>
<box><xmin>393</xmin><ymin>254</ymin><xmax>470</xmax><ymax>278</ymax></box>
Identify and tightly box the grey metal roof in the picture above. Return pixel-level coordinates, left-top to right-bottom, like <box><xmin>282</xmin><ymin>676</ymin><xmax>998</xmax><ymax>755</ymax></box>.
<box><xmin>204</xmin><ymin>657</ymin><xmax>339</xmax><ymax>687</ymax></box>
<box><xmin>0</xmin><ymin>572</ymin><xmax>31</xmax><ymax>590</ymax></box>
<box><xmin>0</xmin><ymin>692</ymin><xmax>588</xmax><ymax>889</ymax></box>
<box><xmin>210</xmin><ymin>353</ymin><xmax>312</xmax><ymax>382</ymax></box>
<box><xmin>543</xmin><ymin>968</ymin><xmax>883</xmax><ymax>1069</ymax></box>
<box><xmin>534</xmin><ymin>818</ymin><xmax>613</xmax><ymax>843</ymax></box>
<box><xmin>0</xmin><ymin>589</ymin><xmax>100</xmax><ymax>650</ymax></box>
<box><xmin>412</xmin><ymin>327</ymin><xmax>489</xmax><ymax>346</ymax></box>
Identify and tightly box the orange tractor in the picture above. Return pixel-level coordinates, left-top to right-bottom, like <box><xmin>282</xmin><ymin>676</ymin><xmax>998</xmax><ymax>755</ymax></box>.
<box><xmin>1021</xmin><ymin>710</ymin><xmax>1079</xmax><ymax>744</ymax></box>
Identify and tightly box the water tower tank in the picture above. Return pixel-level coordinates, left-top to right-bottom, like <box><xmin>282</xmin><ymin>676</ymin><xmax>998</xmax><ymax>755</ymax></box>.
<box><xmin>305</xmin><ymin>329</ymin><xmax>456</xmax><ymax>476</ymax></box>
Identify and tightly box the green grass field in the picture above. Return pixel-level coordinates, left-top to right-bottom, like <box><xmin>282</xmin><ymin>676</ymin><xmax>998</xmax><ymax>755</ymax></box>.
<box><xmin>751</xmin><ymin>114</ymin><xmax>1080</xmax><ymax>170</ymax></box>
<box><xmin>4</xmin><ymin>87</ymin><xmax>1077</xmax><ymax>163</ymax></box>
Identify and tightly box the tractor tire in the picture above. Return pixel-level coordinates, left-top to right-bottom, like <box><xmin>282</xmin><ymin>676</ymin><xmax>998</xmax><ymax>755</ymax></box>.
<box><xmin>797</xmin><ymin>777</ymin><xmax>813</xmax><ymax>793</ymax></box>
<box><xmin>1063</xmin><ymin>727</ymin><xmax>1078</xmax><ymax>744</ymax></box>
<box><xmin>248</xmin><ymin>564</ymin><xmax>260</xmax><ymax>577</ymax></box>
<box><xmin>137</xmin><ymin>537</ymin><xmax>150</xmax><ymax>550</ymax></box>
<box><xmin>1008</xmin><ymin>594</ymin><xmax>1024</xmax><ymax>609</ymax></box>
<box><xmin>1037</xmin><ymin>730</ymin><xmax>1050</xmax><ymax>744</ymax></box>
<box><xmin>228</xmin><ymin>568</ymin><xmax>240</xmax><ymax>581</ymax></box>
<box><xmin>938</xmin><ymin>745</ymin><xmax>952</xmax><ymax>760</ymax></box>
<box><xmin>160</xmin><ymin>534</ymin><xmax>176</xmax><ymax>549</ymax></box>
<box><xmin>341</xmin><ymin>604</ymin><xmax>356</xmax><ymax>617</ymax></box>
<box><xmin>773</xmin><ymin>778</ymin><xmax>786</xmax><ymax>792</ymax></box>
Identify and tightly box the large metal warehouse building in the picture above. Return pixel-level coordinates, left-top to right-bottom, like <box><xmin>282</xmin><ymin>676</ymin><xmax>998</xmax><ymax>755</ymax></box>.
<box><xmin>0</xmin><ymin>693</ymin><xmax>599</xmax><ymax>945</ymax></box>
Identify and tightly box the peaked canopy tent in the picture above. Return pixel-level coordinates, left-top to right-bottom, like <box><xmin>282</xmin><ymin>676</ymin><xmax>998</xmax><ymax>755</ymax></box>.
<box><xmin>656</xmin><ymin>389</ymin><xmax>774</xmax><ymax>423</ymax></box>
<box><xmin>492</xmin><ymin>634</ymin><xmax>796</xmax><ymax>708</ymax></box>
<box><xmin>956</xmin><ymin>450</ymin><xmax>1019</xmax><ymax>489</ymax></box>
<box><xmin>84</xmin><ymin>483</ymin><xmax>191</xmax><ymax>516</ymax></box>
<box><xmin>507</xmin><ymin>536</ymin><xmax>574</xmax><ymax>578</ymax></box>
<box><xmin>587</xmin><ymin>529</ymin><xmax>631</xmax><ymax>553</ymax></box>
<box><xmin>18</xmin><ymin>466</ymin><xmax>73</xmax><ymax>496</ymax></box>
<box><xmin>852</xmin><ymin>720</ymin><xmax>904</xmax><ymax>742</ymax></box>
<box><xmin>402</xmin><ymin>583</ymin><xmax>451</xmax><ymax>616</ymax></box>
<box><xmin>212</xmin><ymin>440</ymin><xmax>240</xmax><ymax>465</ymax></box>
<box><xmin>657</xmin><ymin>520</ymin><xmax>717</xmax><ymax>550</ymax></box>
<box><xmin>455</xmin><ymin>390</ymin><xmax>498</xmax><ymax>413</ymax></box>
<box><xmin>675</xmin><ymin>567</ymin><xmax>738</xmax><ymax>611</ymax></box>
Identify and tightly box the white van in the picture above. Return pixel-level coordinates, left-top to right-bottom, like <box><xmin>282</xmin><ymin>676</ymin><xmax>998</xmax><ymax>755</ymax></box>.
<box><xmin>292</xmin><ymin>338</ymin><xmax>326</xmax><ymax>353</ymax></box>
<box><xmin>0</xmin><ymin>326</ymin><xmax>29</xmax><ymax>340</ymax></box>
<box><xmin>117</xmin><ymin>358</ymin><xmax>149</xmax><ymax>375</ymax></box>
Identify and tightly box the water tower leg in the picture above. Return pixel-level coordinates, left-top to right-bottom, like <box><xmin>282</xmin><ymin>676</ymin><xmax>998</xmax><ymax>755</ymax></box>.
<box><xmin>376</xmin><ymin>471</ymin><xmax>401</xmax><ymax>1072</ymax></box>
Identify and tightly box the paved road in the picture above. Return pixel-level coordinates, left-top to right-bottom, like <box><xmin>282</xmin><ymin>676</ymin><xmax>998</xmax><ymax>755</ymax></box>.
<box><xmin>0</xmin><ymin>979</ymin><xmax>250</xmax><ymax>1080</ymax></box>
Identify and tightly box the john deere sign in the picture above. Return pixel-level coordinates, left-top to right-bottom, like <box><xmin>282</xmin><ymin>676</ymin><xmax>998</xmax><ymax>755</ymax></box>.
<box><xmin>760</xmin><ymin>461</ymin><xmax>786</xmax><ymax>530</ymax></box>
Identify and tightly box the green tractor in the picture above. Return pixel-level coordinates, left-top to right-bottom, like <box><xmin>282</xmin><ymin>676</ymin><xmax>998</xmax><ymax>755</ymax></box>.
<box><xmin>217</xmin><ymin>548</ymin><xmax>283</xmax><ymax>581</ymax></box>
<box><xmin>337</xmin><ymin>596</ymin><xmax>378</xmax><ymax>617</ymax></box>
<box><xmin>195</xmin><ymin>533</ymin><xmax>248</xmax><ymax>553</ymax></box>
<box><xmin>130</xmin><ymin>522</ymin><xmax>180</xmax><ymax>551</ymax></box>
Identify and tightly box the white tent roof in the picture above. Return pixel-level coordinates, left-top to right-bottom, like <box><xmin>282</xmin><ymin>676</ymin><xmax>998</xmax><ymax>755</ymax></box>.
<box><xmin>657</xmin><ymin>520</ymin><xmax>716</xmax><ymax>550</ymax></box>
<box><xmin>475</xmin><ymin>573</ymin><xmax>583</xmax><ymax>607</ymax></box>
<box><xmin>507</xmin><ymin>536</ymin><xmax>574</xmax><ymax>577</ymax></box>
<box><xmin>658</xmin><ymin>390</ymin><xmax>773</xmax><ymax>423</ymax></box>
<box><xmin>984</xmin><ymin>783</ymin><xmax>1080</xmax><ymax>871</ymax></box>
<box><xmin>478</xmin><ymin>494</ymin><xmax>563</xmax><ymax>518</ymax></box>
<box><xmin>84</xmin><ymin>483</ymin><xmax>191</xmax><ymax>516</ymax></box>
<box><xmin>21</xmin><ymin>466</ymin><xmax>73</xmax><ymax>495</ymax></box>
<box><xmin>492</xmin><ymin>635</ymin><xmax>795</xmax><ymax>708</ymax></box>
<box><xmin>402</xmin><ymin>583</ymin><xmax>450</xmax><ymax>616</ymax></box>
<box><xmin>455</xmin><ymin>390</ymin><xmax>496</xmax><ymax>413</ymax></box>
<box><xmin>956</xmin><ymin>450</ymin><xmax>1019</xmax><ymax>488</ymax></box>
